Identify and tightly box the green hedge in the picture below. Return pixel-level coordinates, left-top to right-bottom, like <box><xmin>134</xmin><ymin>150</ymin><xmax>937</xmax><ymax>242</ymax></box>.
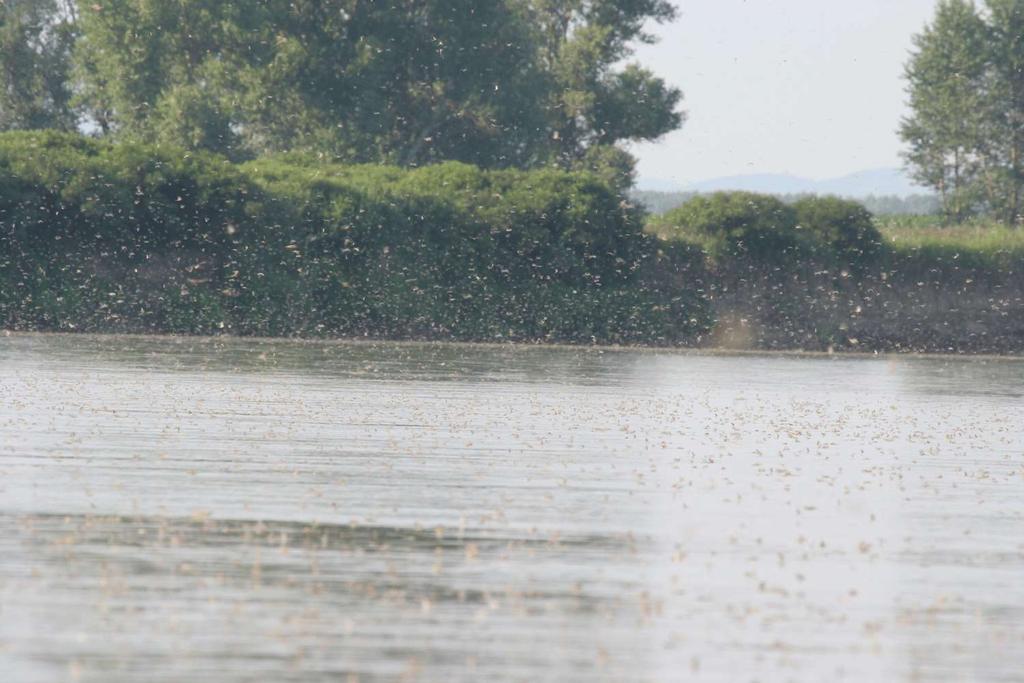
<box><xmin>646</xmin><ymin>191</ymin><xmax>1024</xmax><ymax>352</ymax></box>
<box><xmin>0</xmin><ymin>131</ymin><xmax>710</xmax><ymax>343</ymax></box>
<box><xmin>650</xmin><ymin>191</ymin><xmax>884</xmax><ymax>271</ymax></box>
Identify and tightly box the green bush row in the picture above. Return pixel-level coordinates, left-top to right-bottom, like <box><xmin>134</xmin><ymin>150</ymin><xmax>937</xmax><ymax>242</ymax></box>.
<box><xmin>0</xmin><ymin>131</ymin><xmax>710</xmax><ymax>343</ymax></box>
<box><xmin>648</xmin><ymin>190</ymin><xmax>1020</xmax><ymax>283</ymax></box>
<box><xmin>649</xmin><ymin>191</ymin><xmax>883</xmax><ymax>270</ymax></box>
<box><xmin>645</xmin><ymin>190</ymin><xmax>1023</xmax><ymax>353</ymax></box>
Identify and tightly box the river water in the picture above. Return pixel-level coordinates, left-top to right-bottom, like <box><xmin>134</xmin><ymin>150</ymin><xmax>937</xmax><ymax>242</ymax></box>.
<box><xmin>0</xmin><ymin>334</ymin><xmax>1021</xmax><ymax>682</ymax></box>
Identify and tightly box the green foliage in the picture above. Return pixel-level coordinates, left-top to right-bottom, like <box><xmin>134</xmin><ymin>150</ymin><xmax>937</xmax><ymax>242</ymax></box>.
<box><xmin>523</xmin><ymin>0</ymin><xmax>683</xmax><ymax>169</ymax></box>
<box><xmin>985</xmin><ymin>0</ymin><xmax>1024</xmax><ymax>224</ymax></box>
<box><xmin>575</xmin><ymin>145</ymin><xmax>638</xmax><ymax>192</ymax></box>
<box><xmin>0</xmin><ymin>0</ymin><xmax>78</xmax><ymax>131</ymax></box>
<box><xmin>0</xmin><ymin>130</ymin><xmax>258</xmax><ymax>332</ymax></box>
<box><xmin>647</xmin><ymin>196</ymin><xmax>1024</xmax><ymax>353</ymax></box>
<box><xmin>791</xmin><ymin>196</ymin><xmax>883</xmax><ymax>266</ymax></box>
<box><xmin>652</xmin><ymin>192</ymin><xmax>806</xmax><ymax>265</ymax></box>
<box><xmin>67</xmin><ymin>0</ymin><xmax>683</xmax><ymax>172</ymax></box>
<box><xmin>1</xmin><ymin>0</ymin><xmax>685</xmax><ymax>181</ymax></box>
<box><xmin>877</xmin><ymin>214</ymin><xmax>1024</xmax><ymax>258</ymax></box>
<box><xmin>0</xmin><ymin>131</ymin><xmax>710</xmax><ymax>343</ymax></box>
<box><xmin>633</xmin><ymin>190</ymin><xmax>940</xmax><ymax>217</ymax></box>
<box><xmin>651</xmin><ymin>192</ymin><xmax>887</xmax><ymax>271</ymax></box>
<box><xmin>901</xmin><ymin>0</ymin><xmax>1024</xmax><ymax>223</ymax></box>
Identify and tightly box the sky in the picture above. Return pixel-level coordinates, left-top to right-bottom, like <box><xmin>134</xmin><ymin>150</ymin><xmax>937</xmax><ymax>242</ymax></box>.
<box><xmin>630</xmin><ymin>0</ymin><xmax>940</xmax><ymax>189</ymax></box>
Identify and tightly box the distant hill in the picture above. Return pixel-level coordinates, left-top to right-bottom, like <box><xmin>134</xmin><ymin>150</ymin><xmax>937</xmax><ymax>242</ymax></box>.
<box><xmin>638</xmin><ymin>168</ymin><xmax>929</xmax><ymax>198</ymax></box>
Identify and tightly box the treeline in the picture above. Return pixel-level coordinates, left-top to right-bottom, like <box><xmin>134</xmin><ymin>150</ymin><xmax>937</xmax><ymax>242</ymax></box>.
<box><xmin>1</xmin><ymin>3</ymin><xmax>1021</xmax><ymax>351</ymax></box>
<box><xmin>632</xmin><ymin>191</ymin><xmax>940</xmax><ymax>217</ymax></box>
<box><xmin>901</xmin><ymin>0</ymin><xmax>1024</xmax><ymax>224</ymax></box>
<box><xmin>6</xmin><ymin>132</ymin><xmax>1020</xmax><ymax>351</ymax></box>
<box><xmin>0</xmin><ymin>0</ymin><xmax>682</xmax><ymax>183</ymax></box>
<box><xmin>0</xmin><ymin>131</ymin><xmax>707</xmax><ymax>343</ymax></box>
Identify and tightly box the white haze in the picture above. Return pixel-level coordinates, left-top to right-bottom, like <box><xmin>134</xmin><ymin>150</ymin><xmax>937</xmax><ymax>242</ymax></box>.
<box><xmin>631</xmin><ymin>0</ymin><xmax>941</xmax><ymax>191</ymax></box>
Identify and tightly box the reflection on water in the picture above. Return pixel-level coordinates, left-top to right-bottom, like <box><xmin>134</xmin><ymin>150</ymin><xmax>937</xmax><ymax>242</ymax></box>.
<box><xmin>1</xmin><ymin>334</ymin><xmax>1022</xmax><ymax>682</ymax></box>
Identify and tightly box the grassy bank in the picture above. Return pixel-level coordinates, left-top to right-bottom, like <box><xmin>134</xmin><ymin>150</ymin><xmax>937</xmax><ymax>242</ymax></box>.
<box><xmin>0</xmin><ymin>132</ymin><xmax>708</xmax><ymax>345</ymax></box>
<box><xmin>878</xmin><ymin>216</ymin><xmax>1024</xmax><ymax>256</ymax></box>
<box><xmin>649</xmin><ymin>204</ymin><xmax>1024</xmax><ymax>353</ymax></box>
<box><xmin>2</xmin><ymin>131</ymin><xmax>1022</xmax><ymax>352</ymax></box>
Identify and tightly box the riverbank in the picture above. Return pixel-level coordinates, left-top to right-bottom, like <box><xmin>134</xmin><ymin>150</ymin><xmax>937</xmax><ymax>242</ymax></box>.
<box><xmin>647</xmin><ymin>196</ymin><xmax>1024</xmax><ymax>354</ymax></box>
<box><xmin>7</xmin><ymin>329</ymin><xmax>1024</xmax><ymax>363</ymax></box>
<box><xmin>2</xmin><ymin>132</ymin><xmax>1022</xmax><ymax>353</ymax></box>
<box><xmin>700</xmin><ymin>268</ymin><xmax>1024</xmax><ymax>354</ymax></box>
<box><xmin>0</xmin><ymin>131</ymin><xmax>708</xmax><ymax>345</ymax></box>
<box><xmin>689</xmin><ymin>243</ymin><xmax>1024</xmax><ymax>354</ymax></box>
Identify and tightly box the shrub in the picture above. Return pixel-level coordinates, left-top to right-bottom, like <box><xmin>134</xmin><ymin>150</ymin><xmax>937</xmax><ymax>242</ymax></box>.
<box><xmin>0</xmin><ymin>131</ymin><xmax>259</xmax><ymax>333</ymax></box>
<box><xmin>791</xmin><ymin>196</ymin><xmax>882</xmax><ymax>268</ymax></box>
<box><xmin>654</xmin><ymin>191</ymin><xmax>805</xmax><ymax>265</ymax></box>
<box><xmin>0</xmin><ymin>131</ymin><xmax>712</xmax><ymax>344</ymax></box>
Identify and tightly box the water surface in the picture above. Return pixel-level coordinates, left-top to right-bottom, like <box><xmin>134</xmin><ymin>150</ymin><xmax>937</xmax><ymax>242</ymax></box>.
<box><xmin>1</xmin><ymin>334</ymin><xmax>1022</xmax><ymax>682</ymax></box>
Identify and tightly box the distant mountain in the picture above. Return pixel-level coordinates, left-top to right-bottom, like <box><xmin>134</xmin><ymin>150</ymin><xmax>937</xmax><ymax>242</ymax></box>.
<box><xmin>669</xmin><ymin>168</ymin><xmax>928</xmax><ymax>198</ymax></box>
<box><xmin>682</xmin><ymin>173</ymin><xmax>809</xmax><ymax>195</ymax></box>
<box><xmin>814</xmin><ymin>169</ymin><xmax>927</xmax><ymax>197</ymax></box>
<box><xmin>634</xmin><ymin>177</ymin><xmax>687</xmax><ymax>192</ymax></box>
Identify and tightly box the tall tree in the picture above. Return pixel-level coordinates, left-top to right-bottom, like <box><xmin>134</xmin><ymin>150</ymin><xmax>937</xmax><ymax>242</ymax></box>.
<box><xmin>73</xmin><ymin>0</ymin><xmax>278</xmax><ymax>155</ymax></box>
<box><xmin>985</xmin><ymin>0</ymin><xmax>1024</xmax><ymax>223</ymax></box>
<box><xmin>73</xmin><ymin>0</ymin><xmax>550</xmax><ymax>164</ymax></box>
<box><xmin>901</xmin><ymin>0</ymin><xmax>1024</xmax><ymax>224</ymax></box>
<box><xmin>72</xmin><ymin>0</ymin><xmax>684</xmax><ymax>173</ymax></box>
<box><xmin>900</xmin><ymin>0</ymin><xmax>991</xmax><ymax>222</ymax></box>
<box><xmin>0</xmin><ymin>0</ymin><xmax>78</xmax><ymax>131</ymax></box>
<box><xmin>518</xmin><ymin>0</ymin><xmax>683</xmax><ymax>172</ymax></box>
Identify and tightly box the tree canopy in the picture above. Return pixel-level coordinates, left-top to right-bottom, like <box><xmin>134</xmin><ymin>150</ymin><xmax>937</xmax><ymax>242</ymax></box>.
<box><xmin>901</xmin><ymin>0</ymin><xmax>1024</xmax><ymax>224</ymax></box>
<box><xmin>0</xmin><ymin>0</ymin><xmax>684</xmax><ymax>178</ymax></box>
<box><xmin>0</xmin><ymin>0</ymin><xmax>78</xmax><ymax>132</ymax></box>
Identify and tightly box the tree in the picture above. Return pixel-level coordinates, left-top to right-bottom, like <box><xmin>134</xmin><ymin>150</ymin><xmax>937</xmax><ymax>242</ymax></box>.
<box><xmin>985</xmin><ymin>0</ymin><xmax>1024</xmax><ymax>223</ymax></box>
<box><xmin>0</xmin><ymin>0</ymin><xmax>78</xmax><ymax>131</ymax></box>
<box><xmin>517</xmin><ymin>0</ymin><xmax>684</xmax><ymax>171</ymax></box>
<box><xmin>900</xmin><ymin>0</ymin><xmax>991</xmax><ymax>222</ymax></box>
<box><xmin>72</xmin><ymin>0</ymin><xmax>552</xmax><ymax>164</ymax></box>
<box><xmin>71</xmin><ymin>0</ymin><xmax>684</xmax><ymax>173</ymax></box>
<box><xmin>72</xmin><ymin>0</ymin><xmax>279</xmax><ymax>156</ymax></box>
<box><xmin>901</xmin><ymin>0</ymin><xmax>1024</xmax><ymax>224</ymax></box>
<box><xmin>654</xmin><ymin>192</ymin><xmax>805</xmax><ymax>265</ymax></box>
<box><xmin>791</xmin><ymin>196</ymin><xmax>882</xmax><ymax>269</ymax></box>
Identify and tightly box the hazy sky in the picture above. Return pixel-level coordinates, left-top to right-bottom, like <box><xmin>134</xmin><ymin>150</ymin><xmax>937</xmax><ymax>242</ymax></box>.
<box><xmin>630</xmin><ymin>0</ymin><xmax>939</xmax><ymax>188</ymax></box>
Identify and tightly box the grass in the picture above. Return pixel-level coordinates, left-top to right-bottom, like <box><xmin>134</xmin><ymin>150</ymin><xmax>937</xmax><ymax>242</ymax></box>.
<box><xmin>876</xmin><ymin>215</ymin><xmax>1024</xmax><ymax>257</ymax></box>
<box><xmin>648</xmin><ymin>207</ymin><xmax>1024</xmax><ymax>259</ymax></box>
